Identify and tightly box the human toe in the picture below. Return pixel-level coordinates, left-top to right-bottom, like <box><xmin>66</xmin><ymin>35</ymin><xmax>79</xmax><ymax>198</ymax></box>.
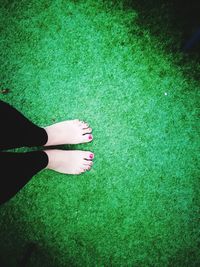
<box><xmin>82</xmin><ymin>128</ymin><xmax>92</xmax><ymax>135</ymax></box>
<box><xmin>82</xmin><ymin>165</ymin><xmax>91</xmax><ymax>171</ymax></box>
<box><xmin>82</xmin><ymin>134</ymin><xmax>93</xmax><ymax>143</ymax></box>
<box><xmin>82</xmin><ymin>151</ymin><xmax>94</xmax><ymax>160</ymax></box>
<box><xmin>83</xmin><ymin>159</ymin><xmax>93</xmax><ymax>167</ymax></box>
<box><xmin>80</xmin><ymin>121</ymin><xmax>89</xmax><ymax>129</ymax></box>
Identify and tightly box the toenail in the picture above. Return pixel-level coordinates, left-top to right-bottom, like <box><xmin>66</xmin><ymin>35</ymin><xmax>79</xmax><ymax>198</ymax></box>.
<box><xmin>89</xmin><ymin>154</ymin><xmax>94</xmax><ymax>159</ymax></box>
<box><xmin>89</xmin><ymin>135</ymin><xmax>93</xmax><ymax>140</ymax></box>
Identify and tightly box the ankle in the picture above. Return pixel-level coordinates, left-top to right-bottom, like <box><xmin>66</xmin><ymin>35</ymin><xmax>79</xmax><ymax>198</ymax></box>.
<box><xmin>43</xmin><ymin>149</ymin><xmax>56</xmax><ymax>170</ymax></box>
<box><xmin>43</xmin><ymin>126</ymin><xmax>54</xmax><ymax>146</ymax></box>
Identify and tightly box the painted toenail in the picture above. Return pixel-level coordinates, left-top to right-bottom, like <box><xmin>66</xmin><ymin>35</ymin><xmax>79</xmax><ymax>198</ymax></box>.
<box><xmin>90</xmin><ymin>154</ymin><xmax>94</xmax><ymax>159</ymax></box>
<box><xmin>89</xmin><ymin>135</ymin><xmax>93</xmax><ymax>140</ymax></box>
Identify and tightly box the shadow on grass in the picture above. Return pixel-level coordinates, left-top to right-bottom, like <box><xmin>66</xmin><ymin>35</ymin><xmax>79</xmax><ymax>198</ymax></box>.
<box><xmin>0</xmin><ymin>206</ymin><xmax>75</xmax><ymax>267</ymax></box>
<box><xmin>103</xmin><ymin>0</ymin><xmax>200</xmax><ymax>80</ymax></box>
<box><xmin>168</xmin><ymin>246</ymin><xmax>200</xmax><ymax>267</ymax></box>
<box><xmin>123</xmin><ymin>0</ymin><xmax>200</xmax><ymax>53</ymax></box>
<box><xmin>17</xmin><ymin>242</ymin><xmax>76</xmax><ymax>267</ymax></box>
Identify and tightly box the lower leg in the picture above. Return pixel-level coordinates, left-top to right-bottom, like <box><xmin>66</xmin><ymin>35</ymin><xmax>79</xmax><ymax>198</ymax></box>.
<box><xmin>0</xmin><ymin>100</ymin><xmax>48</xmax><ymax>150</ymax></box>
<box><xmin>0</xmin><ymin>149</ymin><xmax>95</xmax><ymax>205</ymax></box>
<box><xmin>0</xmin><ymin>151</ymin><xmax>48</xmax><ymax>205</ymax></box>
<box><xmin>0</xmin><ymin>100</ymin><xmax>93</xmax><ymax>149</ymax></box>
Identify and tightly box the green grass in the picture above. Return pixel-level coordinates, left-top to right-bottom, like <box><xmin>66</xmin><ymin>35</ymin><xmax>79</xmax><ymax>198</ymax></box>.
<box><xmin>0</xmin><ymin>0</ymin><xmax>199</xmax><ymax>266</ymax></box>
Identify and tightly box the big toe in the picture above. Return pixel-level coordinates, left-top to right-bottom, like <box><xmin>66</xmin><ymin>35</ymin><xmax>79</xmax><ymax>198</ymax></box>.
<box><xmin>82</xmin><ymin>134</ymin><xmax>93</xmax><ymax>143</ymax></box>
<box><xmin>82</xmin><ymin>151</ymin><xmax>94</xmax><ymax>160</ymax></box>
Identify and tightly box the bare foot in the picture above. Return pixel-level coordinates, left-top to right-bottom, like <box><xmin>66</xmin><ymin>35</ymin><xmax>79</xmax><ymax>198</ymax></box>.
<box><xmin>44</xmin><ymin>149</ymin><xmax>94</xmax><ymax>174</ymax></box>
<box><xmin>43</xmin><ymin>119</ymin><xmax>93</xmax><ymax>146</ymax></box>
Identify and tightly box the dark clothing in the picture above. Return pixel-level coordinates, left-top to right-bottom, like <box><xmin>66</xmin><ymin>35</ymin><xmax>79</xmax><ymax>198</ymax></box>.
<box><xmin>0</xmin><ymin>100</ymin><xmax>49</xmax><ymax>205</ymax></box>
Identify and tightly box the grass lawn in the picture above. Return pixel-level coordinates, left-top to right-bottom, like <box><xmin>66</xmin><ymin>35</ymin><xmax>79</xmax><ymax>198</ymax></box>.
<box><xmin>0</xmin><ymin>0</ymin><xmax>199</xmax><ymax>266</ymax></box>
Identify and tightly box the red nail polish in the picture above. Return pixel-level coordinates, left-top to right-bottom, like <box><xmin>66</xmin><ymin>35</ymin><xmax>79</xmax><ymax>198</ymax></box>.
<box><xmin>89</xmin><ymin>135</ymin><xmax>93</xmax><ymax>140</ymax></box>
<box><xmin>90</xmin><ymin>154</ymin><xmax>93</xmax><ymax>159</ymax></box>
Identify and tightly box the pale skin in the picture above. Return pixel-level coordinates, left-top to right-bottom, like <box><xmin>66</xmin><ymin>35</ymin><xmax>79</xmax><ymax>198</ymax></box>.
<box><xmin>43</xmin><ymin>119</ymin><xmax>94</xmax><ymax>175</ymax></box>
